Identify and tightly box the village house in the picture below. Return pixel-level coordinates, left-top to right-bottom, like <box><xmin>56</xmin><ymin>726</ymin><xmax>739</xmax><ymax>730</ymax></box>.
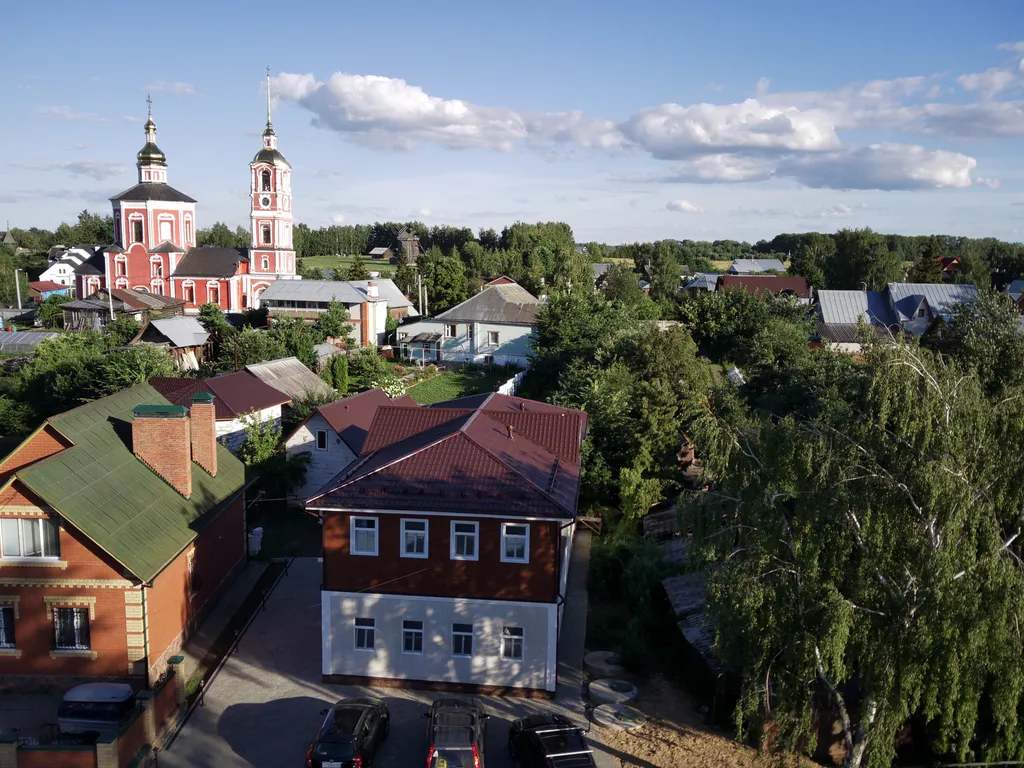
<box><xmin>62</xmin><ymin>287</ymin><xmax>185</xmax><ymax>331</ymax></box>
<box><xmin>138</xmin><ymin>316</ymin><xmax>211</xmax><ymax>371</ymax></box>
<box><xmin>244</xmin><ymin>356</ymin><xmax>335</xmax><ymax>404</ymax></box>
<box><xmin>38</xmin><ymin>247</ymin><xmax>95</xmax><ymax>292</ymax></box>
<box><xmin>150</xmin><ymin>371</ymin><xmax>290</xmax><ymax>451</ymax></box>
<box><xmin>283</xmin><ymin>388</ymin><xmax>416</xmax><ymax>501</ymax></box>
<box><xmin>816</xmin><ymin>282</ymin><xmax>980</xmax><ymax>353</ymax></box>
<box><xmin>0</xmin><ymin>384</ymin><xmax>248</xmax><ymax>688</ymax></box>
<box><xmin>27</xmin><ymin>281</ymin><xmax>71</xmax><ymax>305</ymax></box>
<box><xmin>397</xmin><ymin>283</ymin><xmax>541</xmax><ymax>368</ymax></box>
<box><xmin>259</xmin><ymin>278</ymin><xmax>418</xmax><ymax>347</ymax></box>
<box><xmin>367</xmin><ymin>247</ymin><xmax>394</xmax><ymax>261</ymax></box>
<box><xmin>727</xmin><ymin>258</ymin><xmax>786</xmax><ymax>274</ymax></box>
<box><xmin>307</xmin><ymin>392</ymin><xmax>588</xmax><ymax>694</ymax></box>
<box><xmin>716</xmin><ymin>274</ymin><xmax>811</xmax><ymax>303</ymax></box>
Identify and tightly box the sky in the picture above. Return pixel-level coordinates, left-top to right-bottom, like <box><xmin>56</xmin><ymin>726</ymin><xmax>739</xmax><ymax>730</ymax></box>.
<box><xmin>3</xmin><ymin>0</ymin><xmax>1024</xmax><ymax>245</ymax></box>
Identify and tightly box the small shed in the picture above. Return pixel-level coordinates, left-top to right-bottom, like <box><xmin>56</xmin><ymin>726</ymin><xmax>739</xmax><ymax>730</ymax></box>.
<box><xmin>245</xmin><ymin>356</ymin><xmax>335</xmax><ymax>403</ymax></box>
<box><xmin>368</xmin><ymin>246</ymin><xmax>394</xmax><ymax>260</ymax></box>
<box><xmin>140</xmin><ymin>317</ymin><xmax>211</xmax><ymax>371</ymax></box>
<box><xmin>0</xmin><ymin>330</ymin><xmax>60</xmax><ymax>354</ymax></box>
<box><xmin>28</xmin><ymin>281</ymin><xmax>71</xmax><ymax>304</ymax></box>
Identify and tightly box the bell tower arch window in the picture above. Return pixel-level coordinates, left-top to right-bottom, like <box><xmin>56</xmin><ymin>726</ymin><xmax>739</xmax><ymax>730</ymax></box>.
<box><xmin>131</xmin><ymin>219</ymin><xmax>144</xmax><ymax>244</ymax></box>
<box><xmin>261</xmin><ymin>225</ymin><xmax>271</xmax><ymax>245</ymax></box>
<box><xmin>261</xmin><ymin>256</ymin><xmax>270</xmax><ymax>271</ymax></box>
<box><xmin>261</xmin><ymin>170</ymin><xmax>271</xmax><ymax>192</ymax></box>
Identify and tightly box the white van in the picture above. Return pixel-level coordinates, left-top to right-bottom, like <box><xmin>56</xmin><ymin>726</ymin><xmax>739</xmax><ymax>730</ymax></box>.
<box><xmin>57</xmin><ymin>683</ymin><xmax>137</xmax><ymax>737</ymax></box>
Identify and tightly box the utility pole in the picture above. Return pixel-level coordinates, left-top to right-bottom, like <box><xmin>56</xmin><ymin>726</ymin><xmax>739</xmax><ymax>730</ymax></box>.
<box><xmin>13</xmin><ymin>269</ymin><xmax>21</xmax><ymax>311</ymax></box>
<box><xmin>417</xmin><ymin>272</ymin><xmax>423</xmax><ymax>316</ymax></box>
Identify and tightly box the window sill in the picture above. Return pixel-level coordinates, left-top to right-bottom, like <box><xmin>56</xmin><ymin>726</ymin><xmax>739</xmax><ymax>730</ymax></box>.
<box><xmin>50</xmin><ymin>650</ymin><xmax>98</xmax><ymax>660</ymax></box>
<box><xmin>450</xmin><ymin>555</ymin><xmax>479</xmax><ymax>562</ymax></box>
<box><xmin>353</xmin><ymin>647</ymin><xmax>376</xmax><ymax>653</ymax></box>
<box><xmin>500</xmin><ymin>557</ymin><xmax>529</xmax><ymax>565</ymax></box>
<box><xmin>400</xmin><ymin>552</ymin><xmax>429</xmax><ymax>560</ymax></box>
<box><xmin>0</xmin><ymin>559</ymin><xmax>67</xmax><ymax>569</ymax></box>
<box><xmin>350</xmin><ymin>551</ymin><xmax>378</xmax><ymax>557</ymax></box>
<box><xmin>0</xmin><ymin>648</ymin><xmax>21</xmax><ymax>658</ymax></box>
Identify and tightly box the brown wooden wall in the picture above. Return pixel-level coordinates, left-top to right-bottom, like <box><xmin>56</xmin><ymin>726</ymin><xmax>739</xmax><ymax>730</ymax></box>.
<box><xmin>322</xmin><ymin>512</ymin><xmax>562</xmax><ymax>603</ymax></box>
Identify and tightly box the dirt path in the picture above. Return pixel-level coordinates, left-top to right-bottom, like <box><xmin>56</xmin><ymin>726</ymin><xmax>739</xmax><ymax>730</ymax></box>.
<box><xmin>598</xmin><ymin>676</ymin><xmax>812</xmax><ymax>768</ymax></box>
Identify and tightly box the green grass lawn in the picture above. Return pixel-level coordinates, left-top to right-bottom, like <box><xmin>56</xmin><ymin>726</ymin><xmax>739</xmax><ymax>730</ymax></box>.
<box><xmin>299</xmin><ymin>254</ymin><xmax>392</xmax><ymax>273</ymax></box>
<box><xmin>406</xmin><ymin>368</ymin><xmax>511</xmax><ymax>405</ymax></box>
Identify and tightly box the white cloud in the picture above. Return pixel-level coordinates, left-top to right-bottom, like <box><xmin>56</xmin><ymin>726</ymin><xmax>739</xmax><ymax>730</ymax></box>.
<box><xmin>920</xmin><ymin>100</ymin><xmax>1024</xmax><ymax>138</ymax></box>
<box><xmin>666</xmin><ymin>199</ymin><xmax>704</xmax><ymax>214</ymax></box>
<box><xmin>706</xmin><ymin>81</ymin><xmax>724</xmax><ymax>92</ymax></box>
<box><xmin>956</xmin><ymin>67</ymin><xmax>1018</xmax><ymax>98</ymax></box>
<box><xmin>816</xmin><ymin>204</ymin><xmax>854</xmax><ymax>218</ymax></box>
<box><xmin>123</xmin><ymin>115</ymin><xmax>143</xmax><ymax>124</ymax></box>
<box><xmin>997</xmin><ymin>41</ymin><xmax>1024</xmax><ymax>54</ymax></box>
<box><xmin>776</xmin><ymin>143</ymin><xmax>976</xmax><ymax>190</ymax></box>
<box><xmin>37</xmin><ymin>106</ymin><xmax>108</xmax><ymax>122</ymax></box>
<box><xmin>14</xmin><ymin>161</ymin><xmax>127</xmax><ymax>181</ymax></box>
<box><xmin>71</xmin><ymin>142</ymin><xmax>91</xmax><ymax>150</ymax></box>
<box><xmin>145</xmin><ymin>81</ymin><xmax>195</xmax><ymax>97</ymax></box>
<box><xmin>331</xmin><ymin>213</ymin><xmax>347</xmax><ymax>224</ymax></box>
<box><xmin>976</xmin><ymin>176</ymin><xmax>1002</xmax><ymax>189</ymax></box>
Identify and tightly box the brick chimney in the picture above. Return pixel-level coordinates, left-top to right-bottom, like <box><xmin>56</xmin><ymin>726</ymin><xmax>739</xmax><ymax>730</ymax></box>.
<box><xmin>189</xmin><ymin>392</ymin><xmax>218</xmax><ymax>477</ymax></box>
<box><xmin>367</xmin><ymin>282</ymin><xmax>379</xmax><ymax>300</ymax></box>
<box><xmin>132</xmin><ymin>405</ymin><xmax>192</xmax><ymax>498</ymax></box>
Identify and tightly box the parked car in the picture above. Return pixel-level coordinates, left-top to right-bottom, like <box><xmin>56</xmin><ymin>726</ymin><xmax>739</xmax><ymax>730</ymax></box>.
<box><xmin>508</xmin><ymin>713</ymin><xmax>596</xmax><ymax>767</ymax></box>
<box><xmin>57</xmin><ymin>683</ymin><xmax>137</xmax><ymax>738</ymax></box>
<box><xmin>305</xmin><ymin>697</ymin><xmax>390</xmax><ymax>767</ymax></box>
<box><xmin>424</xmin><ymin>697</ymin><xmax>489</xmax><ymax>767</ymax></box>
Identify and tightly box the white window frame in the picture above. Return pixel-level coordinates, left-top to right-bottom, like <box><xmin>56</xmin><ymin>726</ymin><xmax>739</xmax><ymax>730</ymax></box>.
<box><xmin>315</xmin><ymin>429</ymin><xmax>329</xmax><ymax>451</ymax></box>
<box><xmin>444</xmin><ymin>324</ymin><xmax>457</xmax><ymax>339</ymax></box>
<box><xmin>353</xmin><ymin>617</ymin><xmax>375</xmax><ymax>651</ymax></box>
<box><xmin>451</xmin><ymin>622</ymin><xmax>474</xmax><ymax>658</ymax></box>
<box><xmin>0</xmin><ymin>517</ymin><xmax>60</xmax><ymax>561</ymax></box>
<box><xmin>487</xmin><ymin>330</ymin><xmax>500</xmax><ymax>346</ymax></box>
<box><xmin>402</xmin><ymin>619</ymin><xmax>424</xmax><ymax>655</ymax></box>
<box><xmin>350</xmin><ymin>516</ymin><xmax>378</xmax><ymax>556</ymax></box>
<box><xmin>500</xmin><ymin>522</ymin><xmax>530</xmax><ymax>564</ymax></box>
<box><xmin>400</xmin><ymin>518</ymin><xmax>429</xmax><ymax>559</ymax></box>
<box><xmin>450</xmin><ymin>521</ymin><xmax>479</xmax><ymax>561</ymax></box>
<box><xmin>501</xmin><ymin>626</ymin><xmax>524</xmax><ymax>661</ymax></box>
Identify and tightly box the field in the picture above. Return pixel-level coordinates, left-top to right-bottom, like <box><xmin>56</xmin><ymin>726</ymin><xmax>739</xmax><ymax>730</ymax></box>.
<box><xmin>405</xmin><ymin>367</ymin><xmax>510</xmax><ymax>405</ymax></box>
<box><xmin>298</xmin><ymin>253</ymin><xmax>392</xmax><ymax>274</ymax></box>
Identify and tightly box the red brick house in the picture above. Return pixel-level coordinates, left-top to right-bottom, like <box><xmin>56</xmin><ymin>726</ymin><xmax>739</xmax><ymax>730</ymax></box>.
<box><xmin>307</xmin><ymin>393</ymin><xmax>588</xmax><ymax>695</ymax></box>
<box><xmin>0</xmin><ymin>384</ymin><xmax>248</xmax><ymax>689</ymax></box>
<box><xmin>716</xmin><ymin>274</ymin><xmax>810</xmax><ymax>301</ymax></box>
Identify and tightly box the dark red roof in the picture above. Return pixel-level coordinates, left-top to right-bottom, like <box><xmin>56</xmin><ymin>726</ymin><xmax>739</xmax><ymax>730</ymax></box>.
<box><xmin>150</xmin><ymin>371</ymin><xmax>291</xmax><ymax>419</ymax></box>
<box><xmin>717</xmin><ymin>275</ymin><xmax>809</xmax><ymax>299</ymax></box>
<box><xmin>315</xmin><ymin>388</ymin><xmax>417</xmax><ymax>453</ymax></box>
<box><xmin>308</xmin><ymin>393</ymin><xmax>588</xmax><ymax>519</ymax></box>
<box><xmin>29</xmin><ymin>280</ymin><xmax>67</xmax><ymax>292</ymax></box>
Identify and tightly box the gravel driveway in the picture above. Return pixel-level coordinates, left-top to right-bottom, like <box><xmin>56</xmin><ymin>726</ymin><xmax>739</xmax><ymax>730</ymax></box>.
<box><xmin>159</xmin><ymin>558</ymin><xmax>620</xmax><ymax>768</ymax></box>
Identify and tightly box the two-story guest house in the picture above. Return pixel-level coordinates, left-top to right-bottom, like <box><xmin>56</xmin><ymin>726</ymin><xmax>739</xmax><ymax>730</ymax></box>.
<box><xmin>0</xmin><ymin>385</ymin><xmax>247</xmax><ymax>689</ymax></box>
<box><xmin>307</xmin><ymin>393</ymin><xmax>588</xmax><ymax>695</ymax></box>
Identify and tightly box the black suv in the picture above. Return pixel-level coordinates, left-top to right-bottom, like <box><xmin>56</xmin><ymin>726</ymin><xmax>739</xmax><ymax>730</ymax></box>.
<box><xmin>508</xmin><ymin>713</ymin><xmax>596</xmax><ymax>767</ymax></box>
<box><xmin>305</xmin><ymin>697</ymin><xmax>390</xmax><ymax>767</ymax></box>
<box><xmin>423</xmin><ymin>697</ymin><xmax>490</xmax><ymax>767</ymax></box>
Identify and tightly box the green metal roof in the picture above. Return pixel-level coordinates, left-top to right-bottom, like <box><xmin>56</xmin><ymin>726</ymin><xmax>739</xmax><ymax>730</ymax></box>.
<box><xmin>17</xmin><ymin>384</ymin><xmax>246</xmax><ymax>583</ymax></box>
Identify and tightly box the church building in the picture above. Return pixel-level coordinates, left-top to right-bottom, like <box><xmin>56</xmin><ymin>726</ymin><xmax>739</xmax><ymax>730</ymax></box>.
<box><xmin>75</xmin><ymin>74</ymin><xmax>297</xmax><ymax>311</ymax></box>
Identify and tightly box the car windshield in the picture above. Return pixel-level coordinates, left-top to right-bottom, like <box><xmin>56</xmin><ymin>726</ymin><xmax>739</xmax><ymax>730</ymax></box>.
<box><xmin>539</xmin><ymin>729</ymin><xmax>588</xmax><ymax>752</ymax></box>
<box><xmin>313</xmin><ymin>740</ymin><xmax>357</xmax><ymax>760</ymax></box>
<box><xmin>428</xmin><ymin>748</ymin><xmax>475</xmax><ymax>768</ymax></box>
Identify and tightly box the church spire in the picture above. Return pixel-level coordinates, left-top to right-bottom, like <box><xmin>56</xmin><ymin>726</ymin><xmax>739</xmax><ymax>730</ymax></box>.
<box><xmin>263</xmin><ymin>67</ymin><xmax>277</xmax><ymax>149</ymax></box>
<box><xmin>137</xmin><ymin>96</ymin><xmax>167</xmax><ymax>183</ymax></box>
<box><xmin>266</xmin><ymin>66</ymin><xmax>273</xmax><ymax>129</ymax></box>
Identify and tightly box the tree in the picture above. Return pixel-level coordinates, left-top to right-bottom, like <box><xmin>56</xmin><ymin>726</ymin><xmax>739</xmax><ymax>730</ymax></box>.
<box><xmin>0</xmin><ymin>251</ymin><xmax>28</xmax><ymax>307</ymax></box>
<box><xmin>788</xmin><ymin>233</ymin><xmax>835</xmax><ymax>289</ymax></box>
<box><xmin>692</xmin><ymin>340</ymin><xmax>1024</xmax><ymax>768</ymax></box>
<box><xmin>933</xmin><ymin>290</ymin><xmax>1024</xmax><ymax>396</ymax></box>
<box><xmin>393</xmin><ymin>252</ymin><xmax>418</xmax><ymax>299</ymax></box>
<box><xmin>346</xmin><ymin>259</ymin><xmax>370</xmax><ymax>281</ymax></box>
<box><xmin>603</xmin><ymin>263</ymin><xmax>660</xmax><ymax>319</ymax></box>
<box><xmin>104</xmin><ymin>316</ymin><xmax>141</xmax><ymax>347</ymax></box>
<box><xmin>825</xmin><ymin>228</ymin><xmax>905</xmax><ymax>290</ymax></box>
<box><xmin>95</xmin><ymin>346</ymin><xmax>175</xmax><ymax>395</ymax></box>
<box><xmin>215</xmin><ymin>327</ymin><xmax>287</xmax><ymax>371</ymax></box>
<box><xmin>197</xmin><ymin>302</ymin><xmax>233</xmax><ymax>337</ymax></box>
<box><xmin>267</xmin><ymin>316</ymin><xmax>319</xmax><ymax>369</ymax></box>
<box><xmin>35</xmin><ymin>295</ymin><xmax>71</xmax><ymax>328</ymax></box>
<box><xmin>313</xmin><ymin>300</ymin><xmax>354</xmax><ymax>346</ymax></box>
<box><xmin>196</xmin><ymin>222</ymin><xmax>248</xmax><ymax>248</ymax></box>
<box><xmin>331</xmin><ymin>354</ymin><xmax>349</xmax><ymax>395</ymax></box>
<box><xmin>551</xmin><ymin>244</ymin><xmax>592</xmax><ymax>294</ymax></box>
<box><xmin>908</xmin><ymin>237</ymin><xmax>945</xmax><ymax>283</ymax></box>
<box><xmin>426</xmin><ymin>255</ymin><xmax>469</xmax><ymax>314</ymax></box>
<box><xmin>677</xmin><ymin>288</ymin><xmax>771</xmax><ymax>363</ymax></box>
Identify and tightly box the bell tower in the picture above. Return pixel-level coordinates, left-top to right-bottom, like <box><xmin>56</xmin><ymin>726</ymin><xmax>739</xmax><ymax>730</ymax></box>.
<box><xmin>249</xmin><ymin>68</ymin><xmax>295</xmax><ymax>278</ymax></box>
<box><xmin>137</xmin><ymin>95</ymin><xmax>168</xmax><ymax>185</ymax></box>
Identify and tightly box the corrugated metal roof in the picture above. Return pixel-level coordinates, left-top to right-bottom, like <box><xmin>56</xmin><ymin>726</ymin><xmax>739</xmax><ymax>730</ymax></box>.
<box><xmin>683</xmin><ymin>272</ymin><xmax>719</xmax><ymax>292</ymax></box>
<box><xmin>346</xmin><ymin>279</ymin><xmax>417</xmax><ymax>312</ymax></box>
<box><xmin>16</xmin><ymin>384</ymin><xmax>246</xmax><ymax>583</ymax></box>
<box><xmin>150</xmin><ymin>371</ymin><xmax>291</xmax><ymax>419</ymax></box>
<box><xmin>817</xmin><ymin>290</ymin><xmax>895</xmax><ymax>326</ymax></box>
<box><xmin>149</xmin><ymin>317</ymin><xmax>210</xmax><ymax>349</ymax></box>
<box><xmin>0</xmin><ymin>331</ymin><xmax>60</xmax><ymax>352</ymax></box>
<box><xmin>434</xmin><ymin>284</ymin><xmax>541</xmax><ymax>325</ymax></box>
<box><xmin>313</xmin><ymin>388</ymin><xmax>417</xmax><ymax>453</ymax></box>
<box><xmin>728</xmin><ymin>258</ymin><xmax>786</xmax><ymax>274</ymax></box>
<box><xmin>260</xmin><ymin>279</ymin><xmax>365</xmax><ymax>305</ymax></box>
<box><xmin>244</xmin><ymin>357</ymin><xmax>335</xmax><ymax>402</ymax></box>
<box><xmin>886</xmin><ymin>282</ymin><xmax>978</xmax><ymax>323</ymax></box>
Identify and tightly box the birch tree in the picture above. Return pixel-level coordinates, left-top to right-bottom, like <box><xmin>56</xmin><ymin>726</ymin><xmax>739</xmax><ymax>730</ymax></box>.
<box><xmin>694</xmin><ymin>340</ymin><xmax>1024</xmax><ymax>767</ymax></box>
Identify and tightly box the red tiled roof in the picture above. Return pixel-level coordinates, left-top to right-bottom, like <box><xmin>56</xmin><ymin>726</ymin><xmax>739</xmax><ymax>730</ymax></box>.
<box><xmin>29</xmin><ymin>280</ymin><xmax>67</xmax><ymax>292</ymax></box>
<box><xmin>150</xmin><ymin>371</ymin><xmax>291</xmax><ymax>419</ymax></box>
<box><xmin>717</xmin><ymin>275</ymin><xmax>809</xmax><ymax>299</ymax></box>
<box><xmin>315</xmin><ymin>389</ymin><xmax>417</xmax><ymax>453</ymax></box>
<box><xmin>309</xmin><ymin>393</ymin><xmax>589</xmax><ymax>519</ymax></box>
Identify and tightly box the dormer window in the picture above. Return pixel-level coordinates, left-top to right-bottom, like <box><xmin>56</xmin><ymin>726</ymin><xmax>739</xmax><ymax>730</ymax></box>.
<box><xmin>916</xmin><ymin>304</ymin><xmax>928</xmax><ymax>319</ymax></box>
<box><xmin>262</xmin><ymin>225</ymin><xmax>271</xmax><ymax>245</ymax></box>
<box><xmin>261</xmin><ymin>171</ymin><xmax>271</xmax><ymax>192</ymax></box>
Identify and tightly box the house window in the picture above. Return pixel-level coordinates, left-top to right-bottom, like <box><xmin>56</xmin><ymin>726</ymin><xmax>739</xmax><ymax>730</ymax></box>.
<box><xmin>500</xmin><ymin>523</ymin><xmax>529</xmax><ymax>563</ymax></box>
<box><xmin>54</xmin><ymin>607</ymin><xmax>90</xmax><ymax>651</ymax></box>
<box><xmin>159</xmin><ymin>219</ymin><xmax>173</xmax><ymax>242</ymax></box>
<box><xmin>401</xmin><ymin>519</ymin><xmax>428</xmax><ymax>558</ymax></box>
<box><xmin>354</xmin><ymin>617</ymin><xmax>375</xmax><ymax>650</ymax></box>
<box><xmin>0</xmin><ymin>606</ymin><xmax>15</xmax><ymax>649</ymax></box>
<box><xmin>351</xmin><ymin>517</ymin><xmax>378</xmax><ymax>556</ymax></box>
<box><xmin>452</xmin><ymin>623</ymin><xmax>473</xmax><ymax>657</ymax></box>
<box><xmin>261</xmin><ymin>171</ymin><xmax>271</xmax><ymax>192</ymax></box>
<box><xmin>444</xmin><ymin>324</ymin><xmax>457</xmax><ymax>339</ymax></box>
<box><xmin>115</xmin><ymin>259</ymin><xmax>126</xmax><ymax>277</ymax></box>
<box><xmin>450</xmin><ymin>521</ymin><xmax>479</xmax><ymax>561</ymax></box>
<box><xmin>132</xmin><ymin>220</ymin><xmax>144</xmax><ymax>243</ymax></box>
<box><xmin>262</xmin><ymin>225</ymin><xmax>271</xmax><ymax>245</ymax></box>
<box><xmin>0</xmin><ymin>518</ymin><xmax>60</xmax><ymax>559</ymax></box>
<box><xmin>183</xmin><ymin>285</ymin><xmax>195</xmax><ymax>304</ymax></box>
<box><xmin>315</xmin><ymin>429</ymin><xmax>328</xmax><ymax>451</ymax></box>
<box><xmin>501</xmin><ymin>626</ymin><xmax>524</xmax><ymax>661</ymax></box>
<box><xmin>402</xmin><ymin>620</ymin><xmax>423</xmax><ymax>654</ymax></box>
<box><xmin>917</xmin><ymin>306</ymin><xmax>927</xmax><ymax>319</ymax></box>
<box><xmin>208</xmin><ymin>285</ymin><xmax>219</xmax><ymax>305</ymax></box>
<box><xmin>488</xmin><ymin>330</ymin><xmax>499</xmax><ymax>346</ymax></box>
<box><xmin>150</xmin><ymin>261</ymin><xmax>163</xmax><ymax>278</ymax></box>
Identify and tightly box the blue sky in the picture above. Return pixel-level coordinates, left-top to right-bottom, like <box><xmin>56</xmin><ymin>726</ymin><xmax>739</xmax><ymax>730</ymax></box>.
<box><xmin>3</xmin><ymin>0</ymin><xmax>1024</xmax><ymax>244</ymax></box>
